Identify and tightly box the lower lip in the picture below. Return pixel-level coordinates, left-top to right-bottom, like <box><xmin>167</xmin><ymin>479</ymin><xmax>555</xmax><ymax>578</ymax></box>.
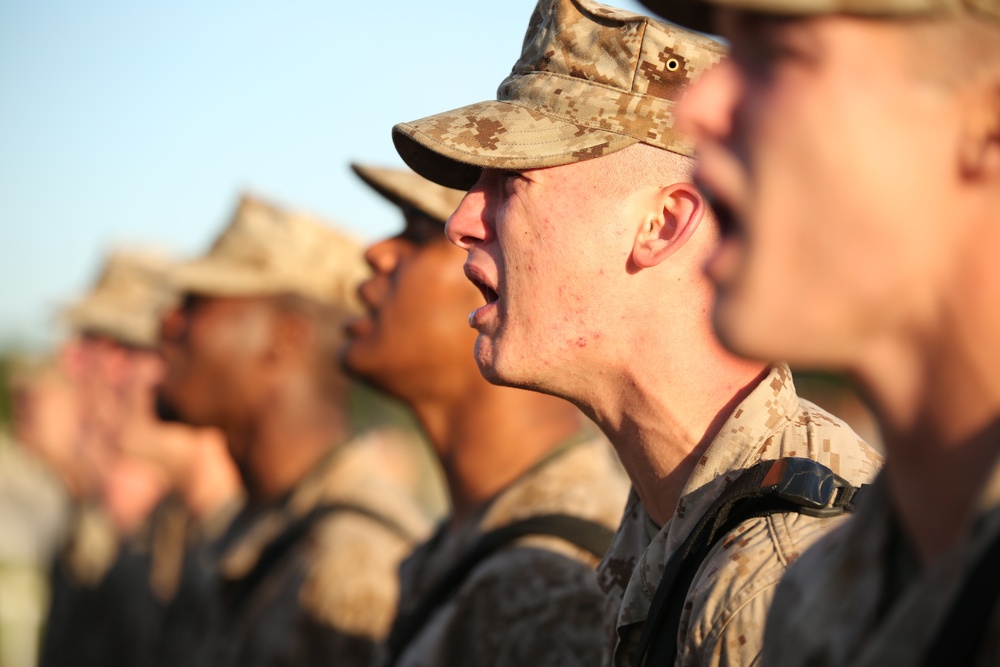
<box><xmin>468</xmin><ymin>302</ymin><xmax>497</xmax><ymax>329</ymax></box>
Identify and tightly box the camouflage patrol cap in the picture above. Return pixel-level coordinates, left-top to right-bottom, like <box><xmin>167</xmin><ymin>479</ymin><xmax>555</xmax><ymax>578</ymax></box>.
<box><xmin>639</xmin><ymin>0</ymin><xmax>1000</xmax><ymax>34</ymax></box>
<box><xmin>62</xmin><ymin>249</ymin><xmax>175</xmax><ymax>348</ymax></box>
<box><xmin>392</xmin><ymin>0</ymin><xmax>726</xmax><ymax>191</ymax></box>
<box><xmin>166</xmin><ymin>194</ymin><xmax>368</xmax><ymax>310</ymax></box>
<box><xmin>350</xmin><ymin>164</ymin><xmax>466</xmax><ymax>225</ymax></box>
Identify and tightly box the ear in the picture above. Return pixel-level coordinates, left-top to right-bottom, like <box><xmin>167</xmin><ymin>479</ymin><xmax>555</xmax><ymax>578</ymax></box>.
<box><xmin>268</xmin><ymin>310</ymin><xmax>315</xmax><ymax>367</ymax></box>
<box><xmin>959</xmin><ymin>81</ymin><xmax>1000</xmax><ymax>181</ymax></box>
<box><xmin>631</xmin><ymin>183</ymin><xmax>706</xmax><ymax>269</ymax></box>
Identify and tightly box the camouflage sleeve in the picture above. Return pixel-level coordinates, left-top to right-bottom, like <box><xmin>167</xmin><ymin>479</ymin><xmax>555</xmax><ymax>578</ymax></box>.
<box><xmin>680</xmin><ymin>512</ymin><xmax>851</xmax><ymax>667</ymax></box>
<box><xmin>431</xmin><ymin>546</ymin><xmax>608</xmax><ymax>667</ymax></box>
<box><xmin>684</xmin><ymin>583</ymin><xmax>771</xmax><ymax>667</ymax></box>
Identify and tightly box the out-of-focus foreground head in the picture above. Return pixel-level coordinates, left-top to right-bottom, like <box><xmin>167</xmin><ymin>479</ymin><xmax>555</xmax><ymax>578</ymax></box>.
<box><xmin>636</xmin><ymin>0</ymin><xmax>1000</xmax><ymax>34</ymax></box>
<box><xmin>642</xmin><ymin>0</ymin><xmax>1000</xmax><ymax>373</ymax></box>
<box><xmin>393</xmin><ymin>0</ymin><xmax>732</xmax><ymax>395</ymax></box>
<box><xmin>157</xmin><ymin>194</ymin><xmax>369</xmax><ymax>428</ymax></box>
<box><xmin>343</xmin><ymin>165</ymin><xmax>479</xmax><ymax>405</ymax></box>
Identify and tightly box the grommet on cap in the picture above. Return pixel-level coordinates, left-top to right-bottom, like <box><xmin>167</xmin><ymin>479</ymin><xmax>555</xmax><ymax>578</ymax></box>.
<box><xmin>666</xmin><ymin>58</ymin><xmax>680</xmax><ymax>71</ymax></box>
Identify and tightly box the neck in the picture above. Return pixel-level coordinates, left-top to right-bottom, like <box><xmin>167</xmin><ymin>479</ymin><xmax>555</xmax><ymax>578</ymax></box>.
<box><xmin>409</xmin><ymin>380</ymin><xmax>583</xmax><ymax>526</ymax></box>
<box><xmin>854</xmin><ymin>269</ymin><xmax>1000</xmax><ymax>566</ymax></box>
<box><xmin>224</xmin><ymin>385</ymin><xmax>350</xmax><ymax>506</ymax></box>
<box><xmin>572</xmin><ymin>329</ymin><xmax>768</xmax><ymax>527</ymax></box>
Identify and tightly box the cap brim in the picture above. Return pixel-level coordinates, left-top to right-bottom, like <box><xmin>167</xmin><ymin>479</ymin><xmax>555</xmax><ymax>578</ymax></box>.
<box><xmin>165</xmin><ymin>258</ymin><xmax>282</xmax><ymax>299</ymax></box>
<box><xmin>61</xmin><ymin>300</ymin><xmax>160</xmax><ymax>348</ymax></box>
<box><xmin>393</xmin><ymin>100</ymin><xmax>639</xmax><ymax>191</ymax></box>
<box><xmin>350</xmin><ymin>163</ymin><xmax>466</xmax><ymax>225</ymax></box>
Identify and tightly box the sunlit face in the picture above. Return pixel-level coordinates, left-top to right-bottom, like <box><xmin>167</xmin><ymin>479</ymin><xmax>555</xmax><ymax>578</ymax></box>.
<box><xmin>342</xmin><ymin>212</ymin><xmax>485</xmax><ymax>403</ymax></box>
<box><xmin>679</xmin><ymin>12</ymin><xmax>961</xmax><ymax>369</ymax></box>
<box><xmin>445</xmin><ymin>159</ymin><xmax>642</xmax><ymax>392</ymax></box>
<box><xmin>157</xmin><ymin>295</ymin><xmax>274</xmax><ymax>428</ymax></box>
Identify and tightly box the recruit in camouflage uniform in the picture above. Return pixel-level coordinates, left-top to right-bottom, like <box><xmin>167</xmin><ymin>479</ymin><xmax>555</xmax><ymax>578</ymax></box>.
<box><xmin>346</xmin><ymin>164</ymin><xmax>630</xmax><ymax>667</ymax></box>
<box><xmin>639</xmin><ymin>0</ymin><xmax>1000</xmax><ymax>664</ymax></box>
<box><xmin>41</xmin><ymin>249</ymin><xmax>230</xmax><ymax>667</ymax></box>
<box><xmin>157</xmin><ymin>195</ymin><xmax>431</xmax><ymax>667</ymax></box>
<box><xmin>392</xmin><ymin>0</ymin><xmax>882</xmax><ymax>665</ymax></box>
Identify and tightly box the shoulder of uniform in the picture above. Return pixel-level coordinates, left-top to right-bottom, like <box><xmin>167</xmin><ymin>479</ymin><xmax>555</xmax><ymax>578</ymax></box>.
<box><xmin>404</xmin><ymin>548</ymin><xmax>608</xmax><ymax>666</ymax></box>
<box><xmin>761</xmin><ymin>398</ymin><xmax>883</xmax><ymax>485</ymax></box>
<box><xmin>459</xmin><ymin>543</ymin><xmax>604</xmax><ymax>609</ymax></box>
<box><xmin>682</xmin><ymin>515</ymin><xmax>794</xmax><ymax>663</ymax></box>
<box><xmin>298</xmin><ymin>509</ymin><xmax>415</xmax><ymax>638</ymax></box>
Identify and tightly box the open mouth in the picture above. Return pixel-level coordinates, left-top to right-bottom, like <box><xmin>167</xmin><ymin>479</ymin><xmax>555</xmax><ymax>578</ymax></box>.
<box><xmin>465</xmin><ymin>265</ymin><xmax>500</xmax><ymax>305</ymax></box>
<box><xmin>714</xmin><ymin>199</ymin><xmax>739</xmax><ymax>240</ymax></box>
<box><xmin>476</xmin><ymin>280</ymin><xmax>499</xmax><ymax>305</ymax></box>
<box><xmin>696</xmin><ymin>177</ymin><xmax>742</xmax><ymax>241</ymax></box>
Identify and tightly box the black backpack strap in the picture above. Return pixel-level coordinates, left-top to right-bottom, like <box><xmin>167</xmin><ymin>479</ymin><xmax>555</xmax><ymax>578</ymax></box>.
<box><xmin>386</xmin><ymin>513</ymin><xmax>615</xmax><ymax>666</ymax></box>
<box><xmin>225</xmin><ymin>501</ymin><xmax>414</xmax><ymax>612</ymax></box>
<box><xmin>921</xmin><ymin>524</ymin><xmax>1000</xmax><ymax>667</ymax></box>
<box><xmin>632</xmin><ymin>457</ymin><xmax>867</xmax><ymax>667</ymax></box>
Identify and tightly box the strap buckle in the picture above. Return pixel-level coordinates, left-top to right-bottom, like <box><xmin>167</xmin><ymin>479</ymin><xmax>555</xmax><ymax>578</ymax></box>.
<box><xmin>764</xmin><ymin>457</ymin><xmax>851</xmax><ymax>518</ymax></box>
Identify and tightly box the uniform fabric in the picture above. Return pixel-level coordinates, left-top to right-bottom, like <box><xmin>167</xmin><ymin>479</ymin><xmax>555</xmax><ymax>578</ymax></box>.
<box><xmin>190</xmin><ymin>431</ymin><xmax>430</xmax><ymax>667</ymax></box>
<box><xmin>387</xmin><ymin>434</ymin><xmax>630</xmax><ymax>667</ymax></box>
<box><xmin>39</xmin><ymin>504</ymin><xmax>156</xmax><ymax>667</ymax></box>
<box><xmin>761</xmin><ymin>469</ymin><xmax>1000</xmax><ymax>667</ymax></box>
<box><xmin>392</xmin><ymin>0</ymin><xmax>725</xmax><ymax>191</ymax></box>
<box><xmin>597</xmin><ymin>364</ymin><xmax>883</xmax><ymax>667</ymax></box>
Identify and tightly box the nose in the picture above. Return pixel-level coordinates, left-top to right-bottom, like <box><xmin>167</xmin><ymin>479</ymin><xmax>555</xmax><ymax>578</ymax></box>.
<box><xmin>363</xmin><ymin>237</ymin><xmax>401</xmax><ymax>275</ymax></box>
<box><xmin>677</xmin><ymin>58</ymin><xmax>741</xmax><ymax>147</ymax></box>
<box><xmin>445</xmin><ymin>172</ymin><xmax>493</xmax><ymax>251</ymax></box>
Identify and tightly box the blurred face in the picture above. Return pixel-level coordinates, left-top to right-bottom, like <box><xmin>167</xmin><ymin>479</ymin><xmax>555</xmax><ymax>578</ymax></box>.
<box><xmin>157</xmin><ymin>294</ymin><xmax>275</xmax><ymax>427</ymax></box>
<box><xmin>679</xmin><ymin>12</ymin><xmax>961</xmax><ymax>368</ymax></box>
<box><xmin>445</xmin><ymin>158</ymin><xmax>641</xmax><ymax>391</ymax></box>
<box><xmin>342</xmin><ymin>212</ymin><xmax>484</xmax><ymax>403</ymax></box>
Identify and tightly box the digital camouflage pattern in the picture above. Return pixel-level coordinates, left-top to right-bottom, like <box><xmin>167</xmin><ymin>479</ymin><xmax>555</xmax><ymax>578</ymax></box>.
<box><xmin>191</xmin><ymin>430</ymin><xmax>430</xmax><ymax>667</ymax></box>
<box><xmin>62</xmin><ymin>249</ymin><xmax>175</xmax><ymax>348</ymax></box>
<box><xmin>350</xmin><ymin>164</ymin><xmax>467</xmax><ymax>225</ymax></box>
<box><xmin>389</xmin><ymin>434</ymin><xmax>630</xmax><ymax>667</ymax></box>
<box><xmin>639</xmin><ymin>0</ymin><xmax>1000</xmax><ymax>35</ymax></box>
<box><xmin>392</xmin><ymin>0</ymin><xmax>726</xmax><ymax>190</ymax></box>
<box><xmin>165</xmin><ymin>194</ymin><xmax>369</xmax><ymax>310</ymax></box>
<box><xmin>761</xmin><ymin>469</ymin><xmax>1000</xmax><ymax>667</ymax></box>
<box><xmin>597</xmin><ymin>365</ymin><xmax>882</xmax><ymax>667</ymax></box>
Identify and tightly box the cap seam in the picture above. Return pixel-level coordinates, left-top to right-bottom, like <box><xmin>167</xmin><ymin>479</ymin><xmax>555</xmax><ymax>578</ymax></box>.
<box><xmin>504</xmin><ymin>69</ymin><xmax>681</xmax><ymax>109</ymax></box>
<box><xmin>631</xmin><ymin>19</ymin><xmax>650</xmax><ymax>93</ymax></box>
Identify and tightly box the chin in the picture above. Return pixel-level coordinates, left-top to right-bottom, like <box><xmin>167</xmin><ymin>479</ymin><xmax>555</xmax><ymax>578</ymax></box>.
<box><xmin>712</xmin><ymin>298</ymin><xmax>777</xmax><ymax>362</ymax></box>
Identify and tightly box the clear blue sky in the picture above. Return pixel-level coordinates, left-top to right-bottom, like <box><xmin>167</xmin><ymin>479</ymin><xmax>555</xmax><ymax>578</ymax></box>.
<box><xmin>0</xmin><ymin>0</ymin><xmax>649</xmax><ymax>348</ymax></box>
